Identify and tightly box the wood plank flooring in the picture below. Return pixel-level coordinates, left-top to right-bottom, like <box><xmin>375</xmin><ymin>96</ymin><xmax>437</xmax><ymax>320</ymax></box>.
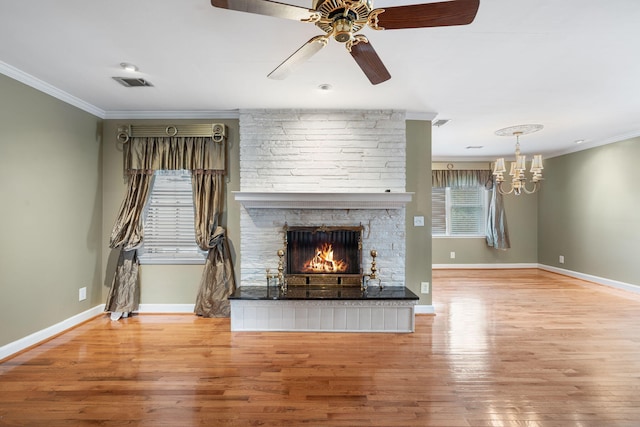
<box><xmin>1</xmin><ymin>269</ymin><xmax>640</xmax><ymax>426</ymax></box>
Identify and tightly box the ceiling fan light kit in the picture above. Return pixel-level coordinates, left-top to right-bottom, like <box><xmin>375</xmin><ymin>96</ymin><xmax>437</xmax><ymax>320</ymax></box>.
<box><xmin>211</xmin><ymin>0</ymin><xmax>480</xmax><ymax>84</ymax></box>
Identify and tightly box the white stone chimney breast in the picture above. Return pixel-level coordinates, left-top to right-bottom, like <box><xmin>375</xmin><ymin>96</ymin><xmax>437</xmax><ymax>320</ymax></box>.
<box><xmin>238</xmin><ymin>109</ymin><xmax>408</xmax><ymax>287</ymax></box>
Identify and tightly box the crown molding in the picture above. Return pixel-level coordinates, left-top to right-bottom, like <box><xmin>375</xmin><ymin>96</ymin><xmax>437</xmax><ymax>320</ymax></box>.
<box><xmin>0</xmin><ymin>61</ymin><xmax>106</xmax><ymax>118</ymax></box>
<box><xmin>107</xmin><ymin>110</ymin><xmax>438</xmax><ymax>122</ymax></box>
<box><xmin>545</xmin><ymin>129</ymin><xmax>640</xmax><ymax>159</ymax></box>
<box><xmin>103</xmin><ymin>110</ymin><xmax>240</xmax><ymax>120</ymax></box>
<box><xmin>1</xmin><ymin>62</ymin><xmax>433</xmax><ymax>124</ymax></box>
<box><xmin>405</xmin><ymin>111</ymin><xmax>438</xmax><ymax>121</ymax></box>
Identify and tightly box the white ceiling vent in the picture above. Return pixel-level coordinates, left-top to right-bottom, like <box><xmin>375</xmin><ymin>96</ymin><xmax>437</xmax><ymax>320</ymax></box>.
<box><xmin>112</xmin><ymin>77</ymin><xmax>154</xmax><ymax>87</ymax></box>
<box><xmin>433</xmin><ymin>119</ymin><xmax>450</xmax><ymax>127</ymax></box>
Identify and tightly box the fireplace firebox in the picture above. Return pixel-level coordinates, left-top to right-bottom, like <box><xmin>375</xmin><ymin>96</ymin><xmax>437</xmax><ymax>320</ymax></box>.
<box><xmin>284</xmin><ymin>224</ymin><xmax>363</xmax><ymax>286</ymax></box>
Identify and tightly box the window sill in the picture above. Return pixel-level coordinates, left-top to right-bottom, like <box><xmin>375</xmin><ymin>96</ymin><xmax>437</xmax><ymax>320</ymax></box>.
<box><xmin>138</xmin><ymin>257</ymin><xmax>206</xmax><ymax>265</ymax></box>
<box><xmin>432</xmin><ymin>235</ymin><xmax>486</xmax><ymax>239</ymax></box>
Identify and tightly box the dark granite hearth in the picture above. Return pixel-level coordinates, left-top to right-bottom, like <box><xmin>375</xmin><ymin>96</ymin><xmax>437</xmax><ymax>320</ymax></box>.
<box><xmin>229</xmin><ymin>286</ymin><xmax>419</xmax><ymax>301</ymax></box>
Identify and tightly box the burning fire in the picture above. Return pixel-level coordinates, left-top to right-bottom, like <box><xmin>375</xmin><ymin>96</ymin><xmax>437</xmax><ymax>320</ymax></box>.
<box><xmin>303</xmin><ymin>243</ymin><xmax>348</xmax><ymax>273</ymax></box>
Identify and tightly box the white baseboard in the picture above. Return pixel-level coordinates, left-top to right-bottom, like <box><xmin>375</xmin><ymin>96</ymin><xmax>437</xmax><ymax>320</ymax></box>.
<box><xmin>136</xmin><ymin>304</ymin><xmax>195</xmax><ymax>313</ymax></box>
<box><xmin>415</xmin><ymin>305</ymin><xmax>435</xmax><ymax>315</ymax></box>
<box><xmin>0</xmin><ymin>304</ymin><xmax>105</xmax><ymax>361</ymax></box>
<box><xmin>539</xmin><ymin>264</ymin><xmax>640</xmax><ymax>294</ymax></box>
<box><xmin>1</xmin><ymin>304</ymin><xmax>197</xmax><ymax>361</ymax></box>
<box><xmin>432</xmin><ymin>263</ymin><xmax>538</xmax><ymax>269</ymax></box>
<box><xmin>432</xmin><ymin>263</ymin><xmax>639</xmax><ymax>294</ymax></box>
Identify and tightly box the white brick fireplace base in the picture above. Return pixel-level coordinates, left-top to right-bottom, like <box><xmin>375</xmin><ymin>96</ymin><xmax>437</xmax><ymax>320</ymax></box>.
<box><xmin>230</xmin><ymin>299</ymin><xmax>416</xmax><ymax>333</ymax></box>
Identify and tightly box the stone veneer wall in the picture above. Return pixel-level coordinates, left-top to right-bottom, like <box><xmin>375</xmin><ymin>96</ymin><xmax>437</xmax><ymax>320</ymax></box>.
<box><xmin>238</xmin><ymin>109</ymin><xmax>407</xmax><ymax>286</ymax></box>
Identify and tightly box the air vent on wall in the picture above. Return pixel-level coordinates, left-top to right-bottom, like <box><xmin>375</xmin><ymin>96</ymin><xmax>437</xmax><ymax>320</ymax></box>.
<box><xmin>112</xmin><ymin>77</ymin><xmax>154</xmax><ymax>87</ymax></box>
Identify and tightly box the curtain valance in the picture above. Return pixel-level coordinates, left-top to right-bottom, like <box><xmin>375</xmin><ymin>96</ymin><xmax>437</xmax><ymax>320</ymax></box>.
<box><xmin>125</xmin><ymin>136</ymin><xmax>226</xmax><ymax>173</ymax></box>
<box><xmin>432</xmin><ymin>169</ymin><xmax>493</xmax><ymax>188</ymax></box>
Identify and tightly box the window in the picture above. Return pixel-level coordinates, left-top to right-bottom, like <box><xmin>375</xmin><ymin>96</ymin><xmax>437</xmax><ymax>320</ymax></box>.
<box><xmin>137</xmin><ymin>170</ymin><xmax>206</xmax><ymax>264</ymax></box>
<box><xmin>432</xmin><ymin>186</ymin><xmax>488</xmax><ymax>237</ymax></box>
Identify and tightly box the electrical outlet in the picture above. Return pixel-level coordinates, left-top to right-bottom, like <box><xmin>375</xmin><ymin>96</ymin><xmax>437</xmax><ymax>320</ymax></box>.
<box><xmin>79</xmin><ymin>287</ymin><xmax>87</xmax><ymax>301</ymax></box>
<box><xmin>413</xmin><ymin>216</ymin><xmax>425</xmax><ymax>227</ymax></box>
<box><xmin>421</xmin><ymin>282</ymin><xmax>430</xmax><ymax>294</ymax></box>
<box><xmin>450</xmin><ymin>251</ymin><xmax>456</xmax><ymax>259</ymax></box>
<box><xmin>559</xmin><ymin>255</ymin><xmax>565</xmax><ymax>264</ymax></box>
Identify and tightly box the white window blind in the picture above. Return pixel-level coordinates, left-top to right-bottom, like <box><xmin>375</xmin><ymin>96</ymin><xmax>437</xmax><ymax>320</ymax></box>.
<box><xmin>432</xmin><ymin>186</ymin><xmax>488</xmax><ymax>237</ymax></box>
<box><xmin>432</xmin><ymin>188</ymin><xmax>447</xmax><ymax>235</ymax></box>
<box><xmin>138</xmin><ymin>170</ymin><xmax>206</xmax><ymax>264</ymax></box>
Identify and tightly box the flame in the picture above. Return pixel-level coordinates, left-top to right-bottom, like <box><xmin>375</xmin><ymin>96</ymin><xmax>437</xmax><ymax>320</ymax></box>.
<box><xmin>303</xmin><ymin>243</ymin><xmax>348</xmax><ymax>273</ymax></box>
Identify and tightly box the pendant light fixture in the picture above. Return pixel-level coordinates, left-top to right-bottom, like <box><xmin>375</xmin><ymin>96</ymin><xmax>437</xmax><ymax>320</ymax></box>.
<box><xmin>493</xmin><ymin>124</ymin><xmax>544</xmax><ymax>195</ymax></box>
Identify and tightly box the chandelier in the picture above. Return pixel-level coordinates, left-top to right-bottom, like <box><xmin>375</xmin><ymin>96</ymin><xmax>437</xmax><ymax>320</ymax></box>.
<box><xmin>492</xmin><ymin>124</ymin><xmax>544</xmax><ymax>195</ymax></box>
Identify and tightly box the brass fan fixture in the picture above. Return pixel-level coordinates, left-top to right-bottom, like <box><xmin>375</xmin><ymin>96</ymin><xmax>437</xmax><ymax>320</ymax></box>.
<box><xmin>211</xmin><ymin>0</ymin><xmax>480</xmax><ymax>85</ymax></box>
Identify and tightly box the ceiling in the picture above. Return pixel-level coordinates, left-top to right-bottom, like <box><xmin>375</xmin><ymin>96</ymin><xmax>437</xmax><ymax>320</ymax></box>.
<box><xmin>1</xmin><ymin>0</ymin><xmax>639</xmax><ymax>160</ymax></box>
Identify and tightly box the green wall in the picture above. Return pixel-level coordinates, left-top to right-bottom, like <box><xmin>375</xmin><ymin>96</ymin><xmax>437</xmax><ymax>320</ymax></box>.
<box><xmin>538</xmin><ymin>137</ymin><xmax>640</xmax><ymax>286</ymax></box>
<box><xmin>0</xmin><ymin>74</ymin><xmax>102</xmax><ymax>347</ymax></box>
<box><xmin>405</xmin><ymin>121</ymin><xmax>432</xmax><ymax>304</ymax></box>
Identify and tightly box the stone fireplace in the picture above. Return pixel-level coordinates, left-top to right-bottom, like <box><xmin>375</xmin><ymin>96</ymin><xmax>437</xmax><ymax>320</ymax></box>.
<box><xmin>237</xmin><ymin>109</ymin><xmax>409</xmax><ymax>286</ymax></box>
<box><xmin>230</xmin><ymin>110</ymin><xmax>418</xmax><ymax>332</ymax></box>
<box><xmin>237</xmin><ymin>196</ymin><xmax>408</xmax><ymax>288</ymax></box>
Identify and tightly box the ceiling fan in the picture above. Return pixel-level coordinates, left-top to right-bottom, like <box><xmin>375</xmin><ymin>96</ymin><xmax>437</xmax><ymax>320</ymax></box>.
<box><xmin>210</xmin><ymin>0</ymin><xmax>480</xmax><ymax>85</ymax></box>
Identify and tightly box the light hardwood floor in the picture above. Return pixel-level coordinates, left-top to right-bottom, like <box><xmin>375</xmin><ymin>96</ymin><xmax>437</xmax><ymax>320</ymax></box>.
<box><xmin>1</xmin><ymin>269</ymin><xmax>640</xmax><ymax>426</ymax></box>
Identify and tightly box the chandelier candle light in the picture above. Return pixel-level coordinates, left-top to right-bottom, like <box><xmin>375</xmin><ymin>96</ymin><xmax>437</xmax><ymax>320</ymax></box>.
<box><xmin>493</xmin><ymin>124</ymin><xmax>544</xmax><ymax>195</ymax></box>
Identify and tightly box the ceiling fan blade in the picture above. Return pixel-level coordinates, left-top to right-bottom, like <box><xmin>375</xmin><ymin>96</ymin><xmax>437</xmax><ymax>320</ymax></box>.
<box><xmin>348</xmin><ymin>37</ymin><xmax>390</xmax><ymax>85</ymax></box>
<box><xmin>372</xmin><ymin>0</ymin><xmax>480</xmax><ymax>30</ymax></box>
<box><xmin>211</xmin><ymin>0</ymin><xmax>318</xmax><ymax>22</ymax></box>
<box><xmin>268</xmin><ymin>36</ymin><xmax>329</xmax><ymax>80</ymax></box>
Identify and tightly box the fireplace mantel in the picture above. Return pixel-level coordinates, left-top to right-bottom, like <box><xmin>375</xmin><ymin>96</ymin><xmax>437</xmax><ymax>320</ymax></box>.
<box><xmin>233</xmin><ymin>192</ymin><xmax>413</xmax><ymax>209</ymax></box>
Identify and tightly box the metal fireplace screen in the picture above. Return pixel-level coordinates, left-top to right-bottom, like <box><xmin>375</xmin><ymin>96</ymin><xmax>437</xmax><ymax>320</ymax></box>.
<box><xmin>285</xmin><ymin>225</ymin><xmax>363</xmax><ymax>281</ymax></box>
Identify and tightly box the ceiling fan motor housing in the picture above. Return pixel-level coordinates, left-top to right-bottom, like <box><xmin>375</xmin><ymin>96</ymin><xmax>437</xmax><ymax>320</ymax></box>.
<box><xmin>313</xmin><ymin>0</ymin><xmax>372</xmax><ymax>41</ymax></box>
